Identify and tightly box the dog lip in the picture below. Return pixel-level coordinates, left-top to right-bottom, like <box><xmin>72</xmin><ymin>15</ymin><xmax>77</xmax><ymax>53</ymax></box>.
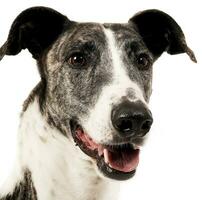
<box><xmin>97</xmin><ymin>156</ymin><xmax>136</xmax><ymax>180</ymax></box>
<box><xmin>70</xmin><ymin>119</ymin><xmax>141</xmax><ymax>180</ymax></box>
<box><xmin>70</xmin><ymin>119</ymin><xmax>100</xmax><ymax>158</ymax></box>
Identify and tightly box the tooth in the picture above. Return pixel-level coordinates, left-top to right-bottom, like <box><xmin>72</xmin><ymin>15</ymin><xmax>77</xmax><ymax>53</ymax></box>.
<box><xmin>103</xmin><ymin>149</ymin><xmax>109</xmax><ymax>164</ymax></box>
<box><xmin>108</xmin><ymin>164</ymin><xmax>113</xmax><ymax>169</ymax></box>
<box><xmin>132</xmin><ymin>144</ymin><xmax>140</xmax><ymax>150</ymax></box>
<box><xmin>98</xmin><ymin>146</ymin><xmax>104</xmax><ymax>156</ymax></box>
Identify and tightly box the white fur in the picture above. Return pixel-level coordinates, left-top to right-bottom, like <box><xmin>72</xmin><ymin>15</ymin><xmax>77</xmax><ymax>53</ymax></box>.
<box><xmin>82</xmin><ymin>28</ymin><xmax>146</xmax><ymax>144</ymax></box>
<box><xmin>0</xmin><ymin>98</ymin><xmax>119</xmax><ymax>200</ymax></box>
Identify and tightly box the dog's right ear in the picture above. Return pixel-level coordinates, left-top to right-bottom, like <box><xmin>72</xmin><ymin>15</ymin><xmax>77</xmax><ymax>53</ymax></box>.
<box><xmin>0</xmin><ymin>6</ymin><xmax>70</xmax><ymax>61</ymax></box>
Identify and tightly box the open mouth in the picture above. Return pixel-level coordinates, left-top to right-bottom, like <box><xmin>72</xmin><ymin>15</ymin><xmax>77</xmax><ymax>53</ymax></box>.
<box><xmin>70</xmin><ymin>120</ymin><xmax>140</xmax><ymax>180</ymax></box>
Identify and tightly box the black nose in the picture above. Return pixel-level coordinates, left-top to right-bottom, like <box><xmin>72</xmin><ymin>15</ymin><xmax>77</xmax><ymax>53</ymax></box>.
<box><xmin>111</xmin><ymin>100</ymin><xmax>153</xmax><ymax>138</ymax></box>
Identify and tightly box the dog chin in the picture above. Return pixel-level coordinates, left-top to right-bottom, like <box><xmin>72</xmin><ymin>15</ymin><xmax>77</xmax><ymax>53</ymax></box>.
<box><xmin>70</xmin><ymin>120</ymin><xmax>141</xmax><ymax>181</ymax></box>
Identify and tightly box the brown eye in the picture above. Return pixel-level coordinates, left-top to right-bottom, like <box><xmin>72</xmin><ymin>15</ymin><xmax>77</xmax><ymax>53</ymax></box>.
<box><xmin>68</xmin><ymin>53</ymin><xmax>86</xmax><ymax>67</ymax></box>
<box><xmin>137</xmin><ymin>54</ymin><xmax>151</xmax><ymax>70</ymax></box>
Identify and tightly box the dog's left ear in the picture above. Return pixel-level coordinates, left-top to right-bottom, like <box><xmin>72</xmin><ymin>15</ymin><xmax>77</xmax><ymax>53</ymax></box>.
<box><xmin>129</xmin><ymin>9</ymin><xmax>197</xmax><ymax>62</ymax></box>
<box><xmin>0</xmin><ymin>6</ymin><xmax>70</xmax><ymax>61</ymax></box>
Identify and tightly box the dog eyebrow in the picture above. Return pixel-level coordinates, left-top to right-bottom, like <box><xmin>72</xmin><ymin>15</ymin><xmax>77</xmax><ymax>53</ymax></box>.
<box><xmin>126</xmin><ymin>40</ymin><xmax>150</xmax><ymax>53</ymax></box>
<box><xmin>57</xmin><ymin>40</ymin><xmax>97</xmax><ymax>61</ymax></box>
<box><xmin>69</xmin><ymin>40</ymin><xmax>97</xmax><ymax>52</ymax></box>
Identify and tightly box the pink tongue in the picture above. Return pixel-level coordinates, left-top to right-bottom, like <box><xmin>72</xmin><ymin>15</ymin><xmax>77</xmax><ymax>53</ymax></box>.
<box><xmin>103</xmin><ymin>148</ymin><xmax>140</xmax><ymax>173</ymax></box>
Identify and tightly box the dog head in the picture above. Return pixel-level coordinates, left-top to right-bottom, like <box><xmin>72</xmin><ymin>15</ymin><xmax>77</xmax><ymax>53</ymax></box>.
<box><xmin>0</xmin><ymin>7</ymin><xmax>196</xmax><ymax>180</ymax></box>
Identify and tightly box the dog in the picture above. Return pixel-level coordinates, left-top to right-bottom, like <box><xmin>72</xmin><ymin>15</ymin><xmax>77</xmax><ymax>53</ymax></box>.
<box><xmin>0</xmin><ymin>6</ymin><xmax>196</xmax><ymax>200</ymax></box>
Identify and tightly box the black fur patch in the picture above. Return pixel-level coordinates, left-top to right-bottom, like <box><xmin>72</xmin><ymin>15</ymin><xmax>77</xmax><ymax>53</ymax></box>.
<box><xmin>129</xmin><ymin>9</ymin><xmax>197</xmax><ymax>62</ymax></box>
<box><xmin>23</xmin><ymin>80</ymin><xmax>46</xmax><ymax>112</ymax></box>
<box><xmin>0</xmin><ymin>170</ymin><xmax>37</xmax><ymax>200</ymax></box>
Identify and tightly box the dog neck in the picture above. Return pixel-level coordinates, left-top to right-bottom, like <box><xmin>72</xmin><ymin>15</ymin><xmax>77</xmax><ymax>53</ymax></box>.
<box><xmin>0</xmin><ymin>98</ymin><xmax>119</xmax><ymax>200</ymax></box>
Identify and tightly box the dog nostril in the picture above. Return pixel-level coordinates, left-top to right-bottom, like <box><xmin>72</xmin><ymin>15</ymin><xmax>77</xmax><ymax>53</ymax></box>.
<box><xmin>141</xmin><ymin>119</ymin><xmax>153</xmax><ymax>131</ymax></box>
<box><xmin>111</xmin><ymin>100</ymin><xmax>153</xmax><ymax>138</ymax></box>
<box><xmin>116</xmin><ymin>118</ymin><xmax>133</xmax><ymax>132</ymax></box>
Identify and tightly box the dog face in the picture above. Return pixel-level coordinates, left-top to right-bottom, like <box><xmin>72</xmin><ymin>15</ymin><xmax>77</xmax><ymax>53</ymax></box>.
<box><xmin>45</xmin><ymin>23</ymin><xmax>153</xmax><ymax>136</ymax></box>
<box><xmin>45</xmin><ymin>23</ymin><xmax>154</xmax><ymax>180</ymax></box>
<box><xmin>0</xmin><ymin>7</ymin><xmax>196</xmax><ymax>180</ymax></box>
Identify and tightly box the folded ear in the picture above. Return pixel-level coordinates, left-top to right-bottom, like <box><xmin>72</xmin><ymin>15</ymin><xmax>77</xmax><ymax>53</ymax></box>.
<box><xmin>0</xmin><ymin>6</ymin><xmax>70</xmax><ymax>60</ymax></box>
<box><xmin>129</xmin><ymin>9</ymin><xmax>197</xmax><ymax>62</ymax></box>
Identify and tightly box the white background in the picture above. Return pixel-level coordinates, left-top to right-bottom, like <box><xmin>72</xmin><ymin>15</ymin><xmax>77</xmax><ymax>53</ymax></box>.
<box><xmin>0</xmin><ymin>0</ymin><xmax>201</xmax><ymax>199</ymax></box>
